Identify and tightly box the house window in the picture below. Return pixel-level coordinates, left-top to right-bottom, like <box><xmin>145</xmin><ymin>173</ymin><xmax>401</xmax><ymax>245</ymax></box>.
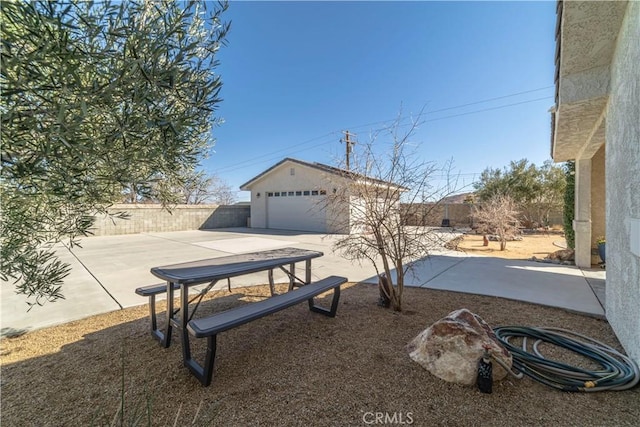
<box><xmin>288</xmin><ymin>191</ymin><xmax>294</xmax><ymax>196</ymax></box>
<box><xmin>267</xmin><ymin>192</ymin><xmax>274</xmax><ymax>197</ymax></box>
<box><xmin>303</xmin><ymin>190</ymin><xmax>310</xmax><ymax>196</ymax></box>
<box><xmin>311</xmin><ymin>190</ymin><xmax>319</xmax><ymax>196</ymax></box>
<box><xmin>295</xmin><ymin>191</ymin><xmax>302</xmax><ymax>196</ymax></box>
<box><xmin>274</xmin><ymin>192</ymin><xmax>280</xmax><ymax>197</ymax></box>
<box><xmin>281</xmin><ymin>192</ymin><xmax>287</xmax><ymax>197</ymax></box>
<box><xmin>290</xmin><ymin>168</ymin><xmax>295</xmax><ymax>176</ymax></box>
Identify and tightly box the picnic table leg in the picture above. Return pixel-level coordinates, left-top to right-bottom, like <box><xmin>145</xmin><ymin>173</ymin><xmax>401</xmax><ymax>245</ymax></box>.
<box><xmin>288</xmin><ymin>263</ymin><xmax>295</xmax><ymax>291</ymax></box>
<box><xmin>305</xmin><ymin>259</ymin><xmax>312</xmax><ymax>284</ymax></box>
<box><xmin>148</xmin><ymin>294</ymin><xmax>161</xmax><ymax>343</ymax></box>
<box><xmin>268</xmin><ymin>269</ymin><xmax>275</xmax><ymax>296</ymax></box>
<box><xmin>180</xmin><ymin>283</ymin><xmax>192</xmax><ymax>364</ymax></box>
<box><xmin>162</xmin><ymin>281</ymin><xmax>175</xmax><ymax>348</ymax></box>
<box><xmin>308</xmin><ymin>286</ymin><xmax>341</xmax><ymax>317</ymax></box>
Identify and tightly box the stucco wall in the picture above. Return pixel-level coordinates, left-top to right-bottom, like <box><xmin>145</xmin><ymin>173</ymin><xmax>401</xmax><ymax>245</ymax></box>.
<box><xmin>245</xmin><ymin>162</ymin><xmax>350</xmax><ymax>233</ymax></box>
<box><xmin>605</xmin><ymin>1</ymin><xmax>640</xmax><ymax>366</ymax></box>
<box><xmin>90</xmin><ymin>204</ymin><xmax>250</xmax><ymax>236</ymax></box>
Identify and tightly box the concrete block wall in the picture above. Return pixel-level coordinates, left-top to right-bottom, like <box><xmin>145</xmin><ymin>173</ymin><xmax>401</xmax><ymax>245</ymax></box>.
<box><xmin>402</xmin><ymin>203</ymin><xmax>564</xmax><ymax>228</ymax></box>
<box><xmin>201</xmin><ymin>205</ymin><xmax>252</xmax><ymax>229</ymax></box>
<box><xmin>402</xmin><ymin>203</ymin><xmax>474</xmax><ymax>227</ymax></box>
<box><xmin>89</xmin><ymin>204</ymin><xmax>250</xmax><ymax>236</ymax></box>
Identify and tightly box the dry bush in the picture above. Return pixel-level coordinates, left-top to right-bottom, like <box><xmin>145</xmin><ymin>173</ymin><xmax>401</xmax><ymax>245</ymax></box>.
<box><xmin>472</xmin><ymin>194</ymin><xmax>520</xmax><ymax>250</ymax></box>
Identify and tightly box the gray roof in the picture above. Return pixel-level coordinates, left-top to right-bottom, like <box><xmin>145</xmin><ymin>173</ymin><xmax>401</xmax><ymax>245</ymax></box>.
<box><xmin>239</xmin><ymin>157</ymin><xmax>409</xmax><ymax>191</ymax></box>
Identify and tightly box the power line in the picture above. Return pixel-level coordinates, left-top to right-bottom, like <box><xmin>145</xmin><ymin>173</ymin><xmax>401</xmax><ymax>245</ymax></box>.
<box><xmin>427</xmin><ymin>86</ymin><xmax>552</xmax><ymax>114</ymax></box>
<box><xmin>215</xmin><ymin>135</ymin><xmax>338</xmax><ymax>173</ymax></box>
<box><xmin>348</xmin><ymin>96</ymin><xmax>553</xmax><ymax>136</ymax></box>
<box><xmin>423</xmin><ymin>96</ymin><xmax>552</xmax><ymax>123</ymax></box>
<box><xmin>333</xmin><ymin>85</ymin><xmax>554</xmax><ymax>133</ymax></box>
<box><xmin>214</xmin><ymin>87</ymin><xmax>554</xmax><ymax>173</ymax></box>
<box><xmin>215</xmin><ymin>131</ymin><xmax>339</xmax><ymax>172</ymax></box>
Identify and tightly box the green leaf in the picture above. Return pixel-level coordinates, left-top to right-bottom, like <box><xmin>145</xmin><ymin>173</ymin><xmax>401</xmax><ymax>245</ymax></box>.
<box><xmin>1</xmin><ymin>0</ymin><xmax>228</xmax><ymax>306</ymax></box>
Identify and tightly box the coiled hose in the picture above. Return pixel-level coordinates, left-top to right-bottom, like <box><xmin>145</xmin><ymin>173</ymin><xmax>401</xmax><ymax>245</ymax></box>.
<box><xmin>492</xmin><ymin>326</ymin><xmax>640</xmax><ymax>392</ymax></box>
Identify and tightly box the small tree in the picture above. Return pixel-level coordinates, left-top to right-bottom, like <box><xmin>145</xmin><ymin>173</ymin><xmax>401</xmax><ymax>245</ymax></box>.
<box><xmin>474</xmin><ymin>159</ymin><xmax>565</xmax><ymax>227</ymax></box>
<box><xmin>1</xmin><ymin>1</ymin><xmax>229</xmax><ymax>306</ymax></box>
<box><xmin>530</xmin><ymin>160</ymin><xmax>566</xmax><ymax>227</ymax></box>
<box><xmin>327</xmin><ymin>113</ymin><xmax>461</xmax><ymax>312</ymax></box>
<box><xmin>179</xmin><ymin>170</ymin><xmax>237</xmax><ymax>205</ymax></box>
<box><xmin>472</xmin><ymin>194</ymin><xmax>520</xmax><ymax>251</ymax></box>
<box><xmin>208</xmin><ymin>177</ymin><xmax>238</xmax><ymax>205</ymax></box>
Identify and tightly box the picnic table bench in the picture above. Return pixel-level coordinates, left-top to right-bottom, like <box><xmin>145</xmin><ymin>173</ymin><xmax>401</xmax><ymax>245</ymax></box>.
<box><xmin>186</xmin><ymin>275</ymin><xmax>346</xmax><ymax>386</ymax></box>
<box><xmin>136</xmin><ymin>247</ymin><xmax>346</xmax><ymax>385</ymax></box>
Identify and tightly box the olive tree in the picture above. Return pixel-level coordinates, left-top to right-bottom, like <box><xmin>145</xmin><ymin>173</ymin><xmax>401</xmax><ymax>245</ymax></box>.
<box><xmin>326</xmin><ymin>114</ymin><xmax>461</xmax><ymax>312</ymax></box>
<box><xmin>474</xmin><ymin>159</ymin><xmax>566</xmax><ymax>228</ymax></box>
<box><xmin>1</xmin><ymin>0</ymin><xmax>229</xmax><ymax>306</ymax></box>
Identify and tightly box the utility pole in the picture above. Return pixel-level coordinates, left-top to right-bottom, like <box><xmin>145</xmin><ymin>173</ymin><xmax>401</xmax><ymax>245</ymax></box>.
<box><xmin>341</xmin><ymin>130</ymin><xmax>356</xmax><ymax>170</ymax></box>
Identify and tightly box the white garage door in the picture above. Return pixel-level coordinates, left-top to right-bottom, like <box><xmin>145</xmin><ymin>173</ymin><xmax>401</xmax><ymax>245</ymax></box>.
<box><xmin>266</xmin><ymin>191</ymin><xmax>327</xmax><ymax>232</ymax></box>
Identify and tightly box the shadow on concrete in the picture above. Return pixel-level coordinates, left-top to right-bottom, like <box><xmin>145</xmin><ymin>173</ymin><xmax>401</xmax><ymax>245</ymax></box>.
<box><xmin>360</xmin><ymin>254</ymin><xmax>605</xmax><ymax>317</ymax></box>
<box><xmin>196</xmin><ymin>227</ymin><xmax>340</xmax><ymax>238</ymax></box>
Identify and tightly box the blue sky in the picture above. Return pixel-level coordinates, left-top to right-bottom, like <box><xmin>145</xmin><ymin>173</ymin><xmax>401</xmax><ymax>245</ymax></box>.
<box><xmin>204</xmin><ymin>1</ymin><xmax>557</xmax><ymax>201</ymax></box>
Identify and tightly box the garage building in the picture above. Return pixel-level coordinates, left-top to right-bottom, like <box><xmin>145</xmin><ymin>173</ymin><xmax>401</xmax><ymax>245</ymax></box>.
<box><xmin>240</xmin><ymin>158</ymin><xmax>404</xmax><ymax>234</ymax></box>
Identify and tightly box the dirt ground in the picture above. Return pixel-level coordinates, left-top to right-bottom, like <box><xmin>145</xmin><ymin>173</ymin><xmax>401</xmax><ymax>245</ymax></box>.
<box><xmin>454</xmin><ymin>232</ymin><xmax>566</xmax><ymax>260</ymax></box>
<box><xmin>1</xmin><ymin>282</ymin><xmax>638</xmax><ymax>426</ymax></box>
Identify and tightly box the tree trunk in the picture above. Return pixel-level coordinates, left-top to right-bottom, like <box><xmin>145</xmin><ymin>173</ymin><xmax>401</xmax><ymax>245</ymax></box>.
<box><xmin>378</xmin><ymin>274</ymin><xmax>391</xmax><ymax>308</ymax></box>
<box><xmin>393</xmin><ymin>260</ymin><xmax>404</xmax><ymax>312</ymax></box>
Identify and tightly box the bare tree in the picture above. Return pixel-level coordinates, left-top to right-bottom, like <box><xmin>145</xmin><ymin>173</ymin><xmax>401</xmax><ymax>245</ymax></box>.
<box><xmin>472</xmin><ymin>194</ymin><xmax>520</xmax><ymax>251</ymax></box>
<box><xmin>209</xmin><ymin>176</ymin><xmax>237</xmax><ymax>205</ymax></box>
<box><xmin>119</xmin><ymin>169</ymin><xmax>238</xmax><ymax>205</ymax></box>
<box><xmin>181</xmin><ymin>171</ymin><xmax>237</xmax><ymax>205</ymax></box>
<box><xmin>181</xmin><ymin>171</ymin><xmax>215</xmax><ymax>204</ymax></box>
<box><xmin>326</xmin><ymin>113</ymin><xmax>462</xmax><ymax>312</ymax></box>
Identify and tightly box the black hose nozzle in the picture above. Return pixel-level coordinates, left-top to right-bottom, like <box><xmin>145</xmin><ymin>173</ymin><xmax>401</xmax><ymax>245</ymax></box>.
<box><xmin>477</xmin><ymin>347</ymin><xmax>493</xmax><ymax>394</ymax></box>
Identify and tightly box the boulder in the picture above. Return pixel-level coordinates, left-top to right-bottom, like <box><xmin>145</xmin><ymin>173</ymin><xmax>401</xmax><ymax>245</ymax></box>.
<box><xmin>406</xmin><ymin>309</ymin><xmax>512</xmax><ymax>385</ymax></box>
<box><xmin>530</xmin><ymin>249</ymin><xmax>575</xmax><ymax>265</ymax></box>
<box><xmin>547</xmin><ymin>249</ymin><xmax>574</xmax><ymax>262</ymax></box>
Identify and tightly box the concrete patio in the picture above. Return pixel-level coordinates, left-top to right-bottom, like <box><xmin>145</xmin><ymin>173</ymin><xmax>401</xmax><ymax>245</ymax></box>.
<box><xmin>0</xmin><ymin>228</ymin><xmax>606</xmax><ymax>337</ymax></box>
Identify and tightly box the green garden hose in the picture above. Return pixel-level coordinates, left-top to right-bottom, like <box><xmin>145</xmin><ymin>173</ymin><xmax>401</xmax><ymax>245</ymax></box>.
<box><xmin>492</xmin><ymin>326</ymin><xmax>640</xmax><ymax>392</ymax></box>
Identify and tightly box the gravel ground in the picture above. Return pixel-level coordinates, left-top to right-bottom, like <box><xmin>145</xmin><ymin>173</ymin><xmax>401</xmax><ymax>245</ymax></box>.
<box><xmin>454</xmin><ymin>233</ymin><xmax>564</xmax><ymax>260</ymax></box>
<box><xmin>1</xmin><ymin>282</ymin><xmax>638</xmax><ymax>427</ymax></box>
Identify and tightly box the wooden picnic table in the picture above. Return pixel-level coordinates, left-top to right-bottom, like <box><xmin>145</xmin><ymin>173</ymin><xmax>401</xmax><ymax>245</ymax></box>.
<box><xmin>144</xmin><ymin>247</ymin><xmax>323</xmax><ymax>363</ymax></box>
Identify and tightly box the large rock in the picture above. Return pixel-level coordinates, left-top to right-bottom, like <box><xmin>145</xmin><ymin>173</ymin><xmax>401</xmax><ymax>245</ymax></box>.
<box><xmin>530</xmin><ymin>249</ymin><xmax>575</xmax><ymax>265</ymax></box>
<box><xmin>406</xmin><ymin>309</ymin><xmax>512</xmax><ymax>385</ymax></box>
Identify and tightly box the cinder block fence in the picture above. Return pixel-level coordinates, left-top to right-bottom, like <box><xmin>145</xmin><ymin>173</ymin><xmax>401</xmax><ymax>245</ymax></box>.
<box><xmin>89</xmin><ymin>204</ymin><xmax>251</xmax><ymax>236</ymax></box>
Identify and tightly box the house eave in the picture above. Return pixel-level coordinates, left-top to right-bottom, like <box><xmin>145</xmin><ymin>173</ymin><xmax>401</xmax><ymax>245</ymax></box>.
<box><xmin>551</xmin><ymin>0</ymin><xmax>628</xmax><ymax>162</ymax></box>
